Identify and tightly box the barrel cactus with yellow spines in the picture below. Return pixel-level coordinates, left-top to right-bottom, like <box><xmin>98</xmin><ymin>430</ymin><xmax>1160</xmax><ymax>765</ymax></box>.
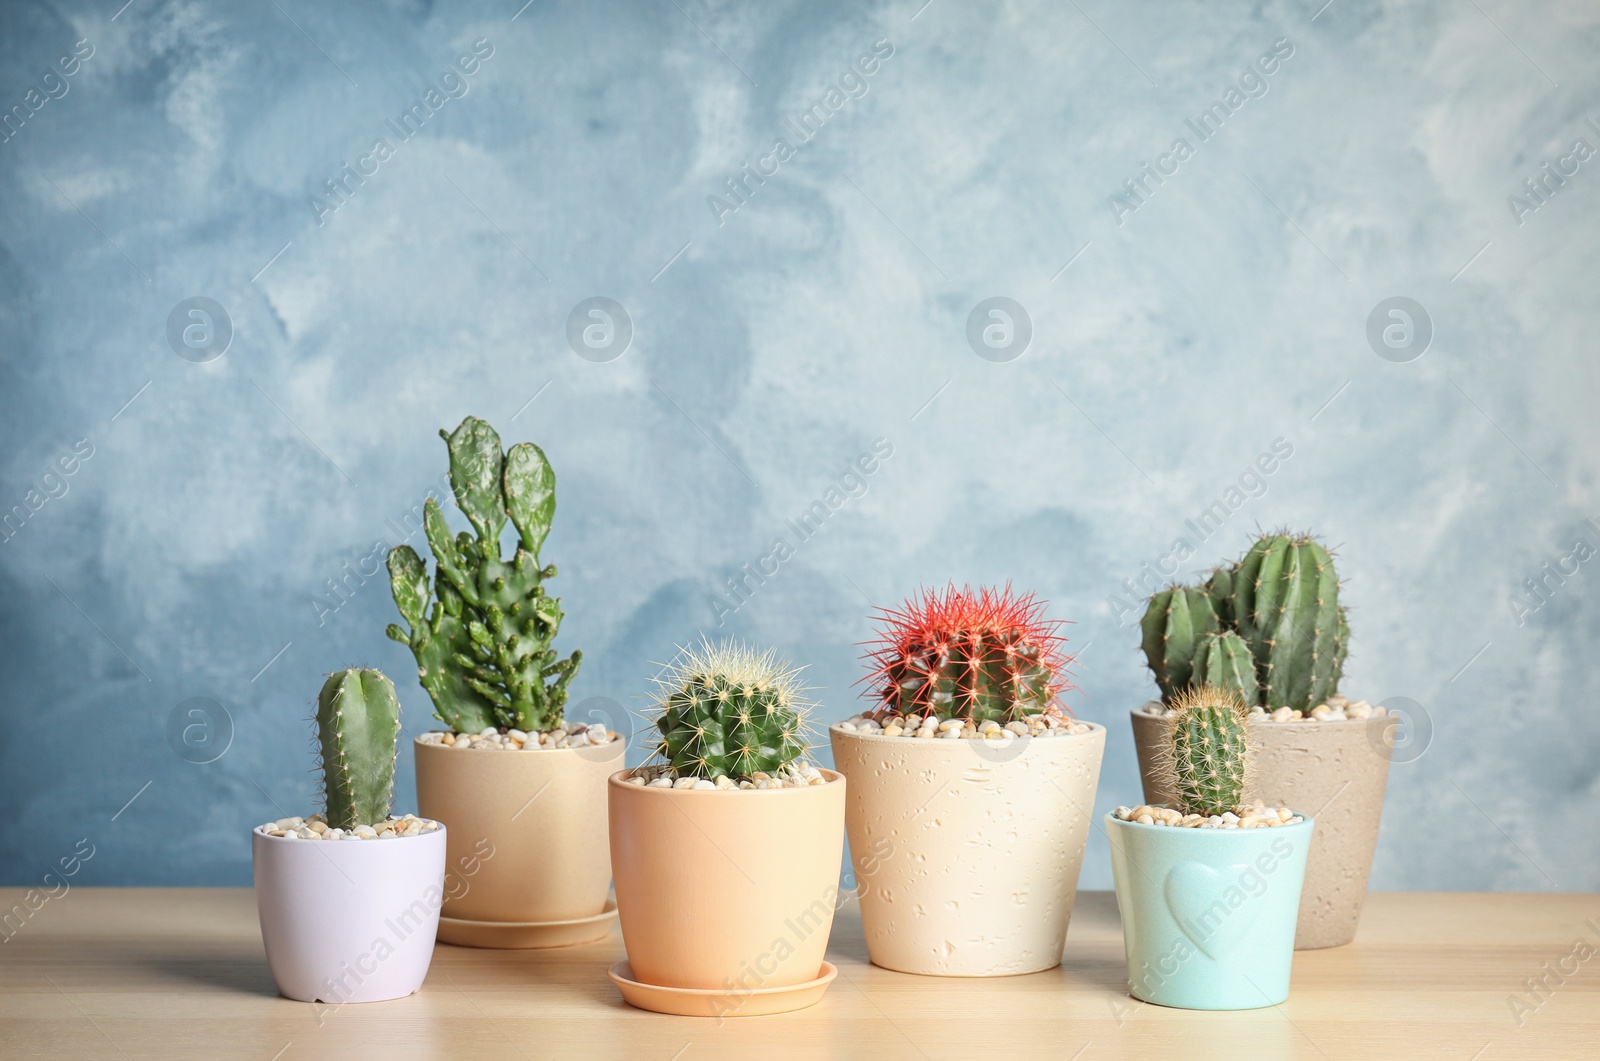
<box><xmin>650</xmin><ymin>639</ymin><xmax>812</xmax><ymax>782</ymax></box>
<box><xmin>1157</xmin><ymin>685</ymin><xmax>1252</xmax><ymax>817</ymax></box>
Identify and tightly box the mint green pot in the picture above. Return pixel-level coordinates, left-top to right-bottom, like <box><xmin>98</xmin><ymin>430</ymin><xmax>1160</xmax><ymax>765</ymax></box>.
<box><xmin>1106</xmin><ymin>812</ymin><xmax>1314</xmax><ymax>1010</ymax></box>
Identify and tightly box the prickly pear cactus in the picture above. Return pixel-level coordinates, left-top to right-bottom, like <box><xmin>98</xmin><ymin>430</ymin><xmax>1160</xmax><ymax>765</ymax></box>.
<box><xmin>652</xmin><ymin>640</ymin><xmax>811</xmax><ymax>780</ymax></box>
<box><xmin>865</xmin><ymin>584</ymin><xmax>1073</xmax><ymax>723</ymax></box>
<box><xmin>1139</xmin><ymin>585</ymin><xmax>1219</xmax><ymax>703</ymax></box>
<box><xmin>317</xmin><ymin>669</ymin><xmax>401</xmax><ymax>830</ymax></box>
<box><xmin>1159</xmin><ymin>685</ymin><xmax>1252</xmax><ymax>817</ymax></box>
<box><xmin>387</xmin><ymin>417</ymin><xmax>581</xmax><ymax>734</ymax></box>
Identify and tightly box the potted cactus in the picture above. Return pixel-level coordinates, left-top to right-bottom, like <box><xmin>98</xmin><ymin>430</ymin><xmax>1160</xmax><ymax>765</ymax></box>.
<box><xmin>607</xmin><ymin>639</ymin><xmax>845</xmax><ymax>1017</ymax></box>
<box><xmin>1107</xmin><ymin>685</ymin><xmax>1314</xmax><ymax>1010</ymax></box>
<box><xmin>387</xmin><ymin>416</ymin><xmax>622</xmax><ymax>948</ymax></box>
<box><xmin>1131</xmin><ymin>531</ymin><xmax>1397</xmax><ymax>948</ymax></box>
<box><xmin>830</xmin><ymin>585</ymin><xmax>1105</xmax><ymax>976</ymax></box>
<box><xmin>252</xmin><ymin>669</ymin><xmax>447</xmax><ymax>1003</ymax></box>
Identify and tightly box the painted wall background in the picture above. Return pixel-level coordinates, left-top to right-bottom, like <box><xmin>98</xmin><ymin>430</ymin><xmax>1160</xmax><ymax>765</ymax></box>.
<box><xmin>1</xmin><ymin>0</ymin><xmax>1596</xmax><ymax>891</ymax></box>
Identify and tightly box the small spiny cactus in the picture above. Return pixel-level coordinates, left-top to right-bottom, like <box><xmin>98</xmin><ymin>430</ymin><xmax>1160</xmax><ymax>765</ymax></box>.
<box><xmin>650</xmin><ymin>639</ymin><xmax>812</xmax><ymax>781</ymax></box>
<box><xmin>1156</xmin><ymin>685</ymin><xmax>1252</xmax><ymax>818</ymax></box>
<box><xmin>863</xmin><ymin>584</ymin><xmax>1074</xmax><ymax>723</ymax></box>
<box><xmin>316</xmin><ymin>668</ymin><xmax>402</xmax><ymax>830</ymax></box>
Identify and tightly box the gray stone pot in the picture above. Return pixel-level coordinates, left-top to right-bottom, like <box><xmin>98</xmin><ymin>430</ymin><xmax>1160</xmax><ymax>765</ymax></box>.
<box><xmin>1128</xmin><ymin>704</ymin><xmax>1396</xmax><ymax>949</ymax></box>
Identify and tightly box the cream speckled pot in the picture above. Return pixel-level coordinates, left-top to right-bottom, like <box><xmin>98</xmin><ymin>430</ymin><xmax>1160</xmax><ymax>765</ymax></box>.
<box><xmin>829</xmin><ymin>723</ymin><xmax>1105</xmax><ymax>976</ymax></box>
<box><xmin>415</xmin><ymin>737</ymin><xmax>622</xmax><ymax>930</ymax></box>
<box><xmin>1130</xmin><ymin>704</ymin><xmax>1396</xmax><ymax>949</ymax></box>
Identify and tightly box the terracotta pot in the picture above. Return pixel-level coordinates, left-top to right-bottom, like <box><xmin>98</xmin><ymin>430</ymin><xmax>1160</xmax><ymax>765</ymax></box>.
<box><xmin>608</xmin><ymin>771</ymin><xmax>846</xmax><ymax>994</ymax></box>
<box><xmin>1129</xmin><ymin>704</ymin><xmax>1396</xmax><ymax>949</ymax></box>
<box><xmin>252</xmin><ymin>825</ymin><xmax>446</xmax><ymax>1003</ymax></box>
<box><xmin>414</xmin><ymin>737</ymin><xmax>622</xmax><ymax>926</ymax></box>
<box><xmin>1107</xmin><ymin>813</ymin><xmax>1314</xmax><ymax>1010</ymax></box>
<box><xmin>829</xmin><ymin>723</ymin><xmax>1106</xmax><ymax>976</ymax></box>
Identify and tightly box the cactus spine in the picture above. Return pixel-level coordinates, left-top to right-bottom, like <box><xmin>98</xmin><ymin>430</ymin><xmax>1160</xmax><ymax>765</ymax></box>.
<box><xmin>317</xmin><ymin>669</ymin><xmax>402</xmax><ymax>829</ymax></box>
<box><xmin>652</xmin><ymin>639</ymin><xmax>811</xmax><ymax>781</ymax></box>
<box><xmin>864</xmin><ymin>584</ymin><xmax>1073</xmax><ymax>723</ymax></box>
<box><xmin>387</xmin><ymin>417</ymin><xmax>581</xmax><ymax>734</ymax></box>
<box><xmin>1139</xmin><ymin>532</ymin><xmax>1348</xmax><ymax>715</ymax></box>
<box><xmin>1158</xmin><ymin>685</ymin><xmax>1252</xmax><ymax>818</ymax></box>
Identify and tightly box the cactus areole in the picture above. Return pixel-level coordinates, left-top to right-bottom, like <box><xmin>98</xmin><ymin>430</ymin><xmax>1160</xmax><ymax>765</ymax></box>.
<box><xmin>862</xmin><ymin>584</ymin><xmax>1075</xmax><ymax>723</ymax></box>
<box><xmin>386</xmin><ymin>416</ymin><xmax>581</xmax><ymax>735</ymax></box>
<box><xmin>1140</xmin><ymin>532</ymin><xmax>1347</xmax><ymax>715</ymax></box>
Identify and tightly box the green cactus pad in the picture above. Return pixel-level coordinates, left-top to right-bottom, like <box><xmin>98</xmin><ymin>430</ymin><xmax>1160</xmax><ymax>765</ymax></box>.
<box><xmin>316</xmin><ymin>669</ymin><xmax>401</xmax><ymax>830</ymax></box>
<box><xmin>1160</xmin><ymin>685</ymin><xmax>1252</xmax><ymax>818</ymax></box>
<box><xmin>652</xmin><ymin>640</ymin><xmax>811</xmax><ymax>780</ymax></box>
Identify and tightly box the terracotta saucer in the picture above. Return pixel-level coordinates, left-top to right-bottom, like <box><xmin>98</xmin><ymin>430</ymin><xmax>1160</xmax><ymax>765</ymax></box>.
<box><xmin>608</xmin><ymin>960</ymin><xmax>837</xmax><ymax>1017</ymax></box>
<box><xmin>437</xmin><ymin>899</ymin><xmax>617</xmax><ymax>949</ymax></box>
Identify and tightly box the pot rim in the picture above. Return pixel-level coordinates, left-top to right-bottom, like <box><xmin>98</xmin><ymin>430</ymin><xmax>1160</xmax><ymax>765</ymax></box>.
<box><xmin>413</xmin><ymin>734</ymin><xmax>627</xmax><ymax>753</ymax></box>
<box><xmin>251</xmin><ymin>821</ymin><xmax>445</xmax><ymax>842</ymax></box>
<box><xmin>1129</xmin><ymin>704</ymin><xmax>1392</xmax><ymax>728</ymax></box>
<box><xmin>827</xmin><ymin>719</ymin><xmax>1106</xmax><ymax>740</ymax></box>
<box><xmin>609</xmin><ymin>767</ymin><xmax>843</xmax><ymax>795</ymax></box>
<box><xmin>1103</xmin><ymin>811</ymin><xmax>1315</xmax><ymax>834</ymax></box>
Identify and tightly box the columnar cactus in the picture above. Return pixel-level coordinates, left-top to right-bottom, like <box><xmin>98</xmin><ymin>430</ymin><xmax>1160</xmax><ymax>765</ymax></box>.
<box><xmin>651</xmin><ymin>639</ymin><xmax>811</xmax><ymax>781</ymax></box>
<box><xmin>1139</xmin><ymin>532</ymin><xmax>1348</xmax><ymax>715</ymax></box>
<box><xmin>863</xmin><ymin>584</ymin><xmax>1074</xmax><ymax>723</ymax></box>
<box><xmin>1231</xmin><ymin>533</ymin><xmax>1344</xmax><ymax>711</ymax></box>
<box><xmin>1157</xmin><ymin>685</ymin><xmax>1252</xmax><ymax>817</ymax></box>
<box><xmin>386</xmin><ymin>417</ymin><xmax>581</xmax><ymax>734</ymax></box>
<box><xmin>316</xmin><ymin>669</ymin><xmax>401</xmax><ymax>829</ymax></box>
<box><xmin>1139</xmin><ymin>585</ymin><xmax>1218</xmax><ymax>703</ymax></box>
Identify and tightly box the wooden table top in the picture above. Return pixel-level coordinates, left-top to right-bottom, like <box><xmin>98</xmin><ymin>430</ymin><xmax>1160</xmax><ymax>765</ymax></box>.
<box><xmin>1</xmin><ymin>888</ymin><xmax>1594</xmax><ymax>1060</ymax></box>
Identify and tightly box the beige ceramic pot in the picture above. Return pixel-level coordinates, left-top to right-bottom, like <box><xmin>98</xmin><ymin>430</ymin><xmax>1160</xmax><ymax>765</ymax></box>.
<box><xmin>415</xmin><ymin>737</ymin><xmax>622</xmax><ymax>931</ymax></box>
<box><xmin>608</xmin><ymin>770</ymin><xmax>846</xmax><ymax>994</ymax></box>
<box><xmin>1129</xmin><ymin>704</ymin><xmax>1396</xmax><ymax>949</ymax></box>
<box><xmin>829</xmin><ymin>723</ymin><xmax>1106</xmax><ymax>976</ymax></box>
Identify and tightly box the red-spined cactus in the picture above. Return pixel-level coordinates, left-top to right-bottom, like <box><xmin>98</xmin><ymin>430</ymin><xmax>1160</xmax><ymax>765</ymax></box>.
<box><xmin>862</xmin><ymin>584</ymin><xmax>1076</xmax><ymax>723</ymax></box>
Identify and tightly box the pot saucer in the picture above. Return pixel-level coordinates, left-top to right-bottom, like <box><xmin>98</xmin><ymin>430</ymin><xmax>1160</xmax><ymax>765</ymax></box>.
<box><xmin>608</xmin><ymin>960</ymin><xmax>837</xmax><ymax>1017</ymax></box>
<box><xmin>438</xmin><ymin>899</ymin><xmax>617</xmax><ymax>949</ymax></box>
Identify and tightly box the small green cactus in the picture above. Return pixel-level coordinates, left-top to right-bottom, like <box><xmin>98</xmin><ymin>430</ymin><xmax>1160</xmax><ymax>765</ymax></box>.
<box><xmin>1139</xmin><ymin>532</ymin><xmax>1349</xmax><ymax>715</ymax></box>
<box><xmin>316</xmin><ymin>669</ymin><xmax>402</xmax><ymax>829</ymax></box>
<box><xmin>387</xmin><ymin>417</ymin><xmax>581</xmax><ymax>734</ymax></box>
<box><xmin>1158</xmin><ymin>685</ymin><xmax>1252</xmax><ymax>817</ymax></box>
<box><xmin>650</xmin><ymin>639</ymin><xmax>811</xmax><ymax>781</ymax></box>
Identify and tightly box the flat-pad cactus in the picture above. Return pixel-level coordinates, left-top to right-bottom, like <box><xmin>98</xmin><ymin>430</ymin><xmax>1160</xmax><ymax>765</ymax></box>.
<box><xmin>387</xmin><ymin>417</ymin><xmax>581</xmax><ymax>734</ymax></box>
<box><xmin>317</xmin><ymin>669</ymin><xmax>401</xmax><ymax>829</ymax></box>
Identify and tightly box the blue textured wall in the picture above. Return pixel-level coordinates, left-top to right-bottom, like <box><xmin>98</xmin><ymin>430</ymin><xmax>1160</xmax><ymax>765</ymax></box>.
<box><xmin>1</xmin><ymin>0</ymin><xmax>1596</xmax><ymax>891</ymax></box>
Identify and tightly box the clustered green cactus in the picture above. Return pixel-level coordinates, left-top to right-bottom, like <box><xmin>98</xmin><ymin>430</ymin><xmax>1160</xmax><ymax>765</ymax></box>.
<box><xmin>316</xmin><ymin>668</ymin><xmax>401</xmax><ymax>829</ymax></box>
<box><xmin>1141</xmin><ymin>532</ymin><xmax>1346</xmax><ymax>714</ymax></box>
<box><xmin>1156</xmin><ymin>685</ymin><xmax>1253</xmax><ymax>817</ymax></box>
<box><xmin>650</xmin><ymin>639</ymin><xmax>811</xmax><ymax>781</ymax></box>
<box><xmin>386</xmin><ymin>417</ymin><xmax>581</xmax><ymax>735</ymax></box>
